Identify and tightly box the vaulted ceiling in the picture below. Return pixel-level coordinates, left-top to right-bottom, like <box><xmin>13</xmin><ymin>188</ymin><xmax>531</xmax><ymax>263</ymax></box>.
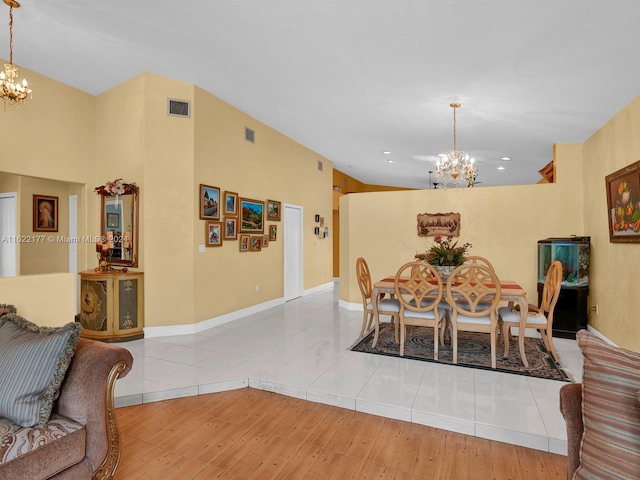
<box><xmin>5</xmin><ymin>1</ymin><xmax>640</xmax><ymax>188</ymax></box>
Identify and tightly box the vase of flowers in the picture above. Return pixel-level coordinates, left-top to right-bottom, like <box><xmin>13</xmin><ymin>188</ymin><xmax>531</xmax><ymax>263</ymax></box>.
<box><xmin>415</xmin><ymin>235</ymin><xmax>472</xmax><ymax>280</ymax></box>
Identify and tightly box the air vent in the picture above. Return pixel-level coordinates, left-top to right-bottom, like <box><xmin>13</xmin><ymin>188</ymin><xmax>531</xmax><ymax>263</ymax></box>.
<box><xmin>245</xmin><ymin>127</ymin><xmax>255</xmax><ymax>143</ymax></box>
<box><xmin>317</xmin><ymin>161</ymin><xmax>323</xmax><ymax>172</ymax></box>
<box><xmin>167</xmin><ymin>99</ymin><xmax>190</xmax><ymax>118</ymax></box>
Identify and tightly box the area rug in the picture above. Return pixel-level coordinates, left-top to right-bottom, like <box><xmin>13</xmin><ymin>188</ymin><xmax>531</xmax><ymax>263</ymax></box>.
<box><xmin>351</xmin><ymin>323</ymin><xmax>572</xmax><ymax>382</ymax></box>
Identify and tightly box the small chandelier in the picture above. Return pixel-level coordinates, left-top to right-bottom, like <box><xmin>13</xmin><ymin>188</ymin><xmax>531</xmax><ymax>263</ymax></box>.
<box><xmin>435</xmin><ymin>103</ymin><xmax>477</xmax><ymax>187</ymax></box>
<box><xmin>0</xmin><ymin>0</ymin><xmax>31</xmax><ymax>109</ymax></box>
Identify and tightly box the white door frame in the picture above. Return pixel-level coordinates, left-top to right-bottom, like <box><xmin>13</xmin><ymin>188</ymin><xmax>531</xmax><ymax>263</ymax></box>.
<box><xmin>0</xmin><ymin>192</ymin><xmax>17</xmax><ymax>277</ymax></box>
<box><xmin>283</xmin><ymin>203</ymin><xmax>303</xmax><ymax>301</ymax></box>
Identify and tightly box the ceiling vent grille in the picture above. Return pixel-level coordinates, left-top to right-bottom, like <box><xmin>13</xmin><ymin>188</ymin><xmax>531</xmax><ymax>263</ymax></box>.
<box><xmin>245</xmin><ymin>127</ymin><xmax>255</xmax><ymax>143</ymax></box>
<box><xmin>167</xmin><ymin>98</ymin><xmax>190</xmax><ymax>118</ymax></box>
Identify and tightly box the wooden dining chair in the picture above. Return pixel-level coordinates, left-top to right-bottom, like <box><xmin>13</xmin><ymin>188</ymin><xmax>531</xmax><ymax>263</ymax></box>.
<box><xmin>498</xmin><ymin>260</ymin><xmax>563</xmax><ymax>361</ymax></box>
<box><xmin>356</xmin><ymin>257</ymin><xmax>400</xmax><ymax>338</ymax></box>
<box><xmin>464</xmin><ymin>256</ymin><xmax>495</xmax><ymax>272</ymax></box>
<box><xmin>394</xmin><ymin>261</ymin><xmax>449</xmax><ymax>358</ymax></box>
<box><xmin>446</xmin><ymin>264</ymin><xmax>502</xmax><ymax>369</ymax></box>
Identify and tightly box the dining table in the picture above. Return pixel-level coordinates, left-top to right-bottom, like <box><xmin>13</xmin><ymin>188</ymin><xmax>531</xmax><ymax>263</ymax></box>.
<box><xmin>371</xmin><ymin>276</ymin><xmax>532</xmax><ymax>367</ymax></box>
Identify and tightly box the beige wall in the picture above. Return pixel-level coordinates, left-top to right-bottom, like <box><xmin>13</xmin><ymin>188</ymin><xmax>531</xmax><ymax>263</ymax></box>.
<box><xmin>581</xmin><ymin>93</ymin><xmax>640</xmax><ymax>349</ymax></box>
<box><xmin>0</xmin><ymin>67</ymin><xmax>333</xmax><ymax>329</ymax></box>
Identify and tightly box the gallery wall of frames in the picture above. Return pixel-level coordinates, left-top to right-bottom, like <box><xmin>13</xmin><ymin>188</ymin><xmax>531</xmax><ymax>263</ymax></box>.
<box><xmin>199</xmin><ymin>184</ymin><xmax>280</xmax><ymax>251</ymax></box>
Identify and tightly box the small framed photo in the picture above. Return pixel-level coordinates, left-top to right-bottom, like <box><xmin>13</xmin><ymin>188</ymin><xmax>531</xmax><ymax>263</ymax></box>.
<box><xmin>240</xmin><ymin>198</ymin><xmax>265</xmax><ymax>233</ymax></box>
<box><xmin>106</xmin><ymin>212</ymin><xmax>120</xmax><ymax>228</ymax></box>
<box><xmin>205</xmin><ymin>221</ymin><xmax>223</xmax><ymax>247</ymax></box>
<box><xmin>320</xmin><ymin>217</ymin><xmax>325</xmax><ymax>227</ymax></box>
<box><xmin>266</xmin><ymin>199</ymin><xmax>281</xmax><ymax>221</ymax></box>
<box><xmin>33</xmin><ymin>195</ymin><xmax>58</xmax><ymax>232</ymax></box>
<box><xmin>224</xmin><ymin>217</ymin><xmax>238</xmax><ymax>240</ymax></box>
<box><xmin>239</xmin><ymin>234</ymin><xmax>250</xmax><ymax>252</ymax></box>
<box><xmin>200</xmin><ymin>184</ymin><xmax>220</xmax><ymax>220</ymax></box>
<box><xmin>269</xmin><ymin>224</ymin><xmax>277</xmax><ymax>241</ymax></box>
<box><xmin>314</xmin><ymin>226</ymin><xmax>320</xmax><ymax>235</ymax></box>
<box><xmin>315</xmin><ymin>214</ymin><xmax>320</xmax><ymax>223</ymax></box>
<box><xmin>606</xmin><ymin>160</ymin><xmax>640</xmax><ymax>243</ymax></box>
<box><xmin>223</xmin><ymin>191</ymin><xmax>238</xmax><ymax>217</ymax></box>
<box><xmin>250</xmin><ymin>235</ymin><xmax>262</xmax><ymax>252</ymax></box>
<box><xmin>262</xmin><ymin>235</ymin><xmax>269</xmax><ymax>247</ymax></box>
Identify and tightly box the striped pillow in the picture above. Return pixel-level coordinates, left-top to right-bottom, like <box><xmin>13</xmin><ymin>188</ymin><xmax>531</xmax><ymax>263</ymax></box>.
<box><xmin>575</xmin><ymin>330</ymin><xmax>640</xmax><ymax>479</ymax></box>
<box><xmin>0</xmin><ymin>314</ymin><xmax>81</xmax><ymax>427</ymax></box>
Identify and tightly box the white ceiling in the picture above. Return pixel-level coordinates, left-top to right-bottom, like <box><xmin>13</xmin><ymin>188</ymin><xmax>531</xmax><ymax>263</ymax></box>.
<box><xmin>4</xmin><ymin>0</ymin><xmax>640</xmax><ymax>188</ymax></box>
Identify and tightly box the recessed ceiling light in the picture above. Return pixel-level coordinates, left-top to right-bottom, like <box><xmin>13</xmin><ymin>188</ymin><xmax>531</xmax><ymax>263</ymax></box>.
<box><xmin>387</xmin><ymin>159</ymin><xmax>394</xmax><ymax>164</ymax></box>
<box><xmin>497</xmin><ymin>166</ymin><xmax>506</xmax><ymax>171</ymax></box>
<box><xmin>500</xmin><ymin>156</ymin><xmax>511</xmax><ymax>161</ymax></box>
<box><xmin>382</xmin><ymin>150</ymin><xmax>391</xmax><ymax>155</ymax></box>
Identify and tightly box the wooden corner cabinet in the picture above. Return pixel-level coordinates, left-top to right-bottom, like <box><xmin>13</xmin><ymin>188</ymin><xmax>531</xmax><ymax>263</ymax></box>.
<box><xmin>78</xmin><ymin>270</ymin><xmax>144</xmax><ymax>342</ymax></box>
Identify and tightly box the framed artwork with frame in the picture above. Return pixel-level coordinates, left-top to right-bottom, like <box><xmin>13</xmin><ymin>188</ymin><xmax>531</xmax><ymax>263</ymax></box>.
<box><xmin>239</xmin><ymin>234</ymin><xmax>250</xmax><ymax>252</ymax></box>
<box><xmin>223</xmin><ymin>191</ymin><xmax>238</xmax><ymax>217</ymax></box>
<box><xmin>33</xmin><ymin>195</ymin><xmax>58</xmax><ymax>232</ymax></box>
<box><xmin>605</xmin><ymin>160</ymin><xmax>640</xmax><ymax>243</ymax></box>
<box><xmin>266</xmin><ymin>199</ymin><xmax>281</xmax><ymax>221</ymax></box>
<box><xmin>224</xmin><ymin>217</ymin><xmax>238</xmax><ymax>240</ymax></box>
<box><xmin>106</xmin><ymin>212</ymin><xmax>120</xmax><ymax>228</ymax></box>
<box><xmin>416</xmin><ymin>212</ymin><xmax>461</xmax><ymax>237</ymax></box>
<box><xmin>205</xmin><ymin>221</ymin><xmax>223</xmax><ymax>247</ymax></box>
<box><xmin>240</xmin><ymin>198</ymin><xmax>265</xmax><ymax>233</ymax></box>
<box><xmin>262</xmin><ymin>235</ymin><xmax>269</xmax><ymax>247</ymax></box>
<box><xmin>269</xmin><ymin>224</ymin><xmax>277</xmax><ymax>241</ymax></box>
<box><xmin>250</xmin><ymin>235</ymin><xmax>262</xmax><ymax>252</ymax></box>
<box><xmin>200</xmin><ymin>184</ymin><xmax>220</xmax><ymax>220</ymax></box>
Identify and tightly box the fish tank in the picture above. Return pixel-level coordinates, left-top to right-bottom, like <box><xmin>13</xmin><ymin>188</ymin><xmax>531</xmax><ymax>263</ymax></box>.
<box><xmin>537</xmin><ymin>237</ymin><xmax>590</xmax><ymax>287</ymax></box>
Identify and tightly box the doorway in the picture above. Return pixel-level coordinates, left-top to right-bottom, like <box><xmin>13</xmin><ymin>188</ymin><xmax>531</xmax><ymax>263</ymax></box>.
<box><xmin>283</xmin><ymin>203</ymin><xmax>303</xmax><ymax>301</ymax></box>
<box><xmin>0</xmin><ymin>192</ymin><xmax>17</xmax><ymax>277</ymax></box>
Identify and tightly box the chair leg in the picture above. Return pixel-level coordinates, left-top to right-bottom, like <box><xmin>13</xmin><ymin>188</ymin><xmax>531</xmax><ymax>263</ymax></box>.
<box><xmin>543</xmin><ymin>329</ymin><xmax>560</xmax><ymax>361</ymax></box>
<box><xmin>452</xmin><ymin>327</ymin><xmax>458</xmax><ymax>364</ymax></box>
<box><xmin>433</xmin><ymin>323</ymin><xmax>439</xmax><ymax>360</ymax></box>
<box><xmin>359</xmin><ymin>310</ymin><xmax>370</xmax><ymax>337</ymax></box>
<box><xmin>502</xmin><ymin>322</ymin><xmax>511</xmax><ymax>358</ymax></box>
<box><xmin>400</xmin><ymin>322</ymin><xmax>406</xmax><ymax>357</ymax></box>
<box><xmin>394</xmin><ymin>316</ymin><xmax>399</xmax><ymax>343</ymax></box>
<box><xmin>490</xmin><ymin>328</ymin><xmax>497</xmax><ymax>369</ymax></box>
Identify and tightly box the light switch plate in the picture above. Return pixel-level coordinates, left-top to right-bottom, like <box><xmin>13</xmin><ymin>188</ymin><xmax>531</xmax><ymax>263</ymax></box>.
<box><xmin>198</xmin><ymin>244</ymin><xmax>205</xmax><ymax>253</ymax></box>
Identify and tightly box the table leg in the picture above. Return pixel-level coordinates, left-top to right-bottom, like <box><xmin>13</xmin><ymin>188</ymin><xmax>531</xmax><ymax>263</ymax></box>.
<box><xmin>516</xmin><ymin>296</ymin><xmax>529</xmax><ymax>368</ymax></box>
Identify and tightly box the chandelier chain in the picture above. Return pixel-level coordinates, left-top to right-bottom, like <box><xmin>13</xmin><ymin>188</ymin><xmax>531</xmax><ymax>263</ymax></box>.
<box><xmin>8</xmin><ymin>5</ymin><xmax>13</xmax><ymax>64</ymax></box>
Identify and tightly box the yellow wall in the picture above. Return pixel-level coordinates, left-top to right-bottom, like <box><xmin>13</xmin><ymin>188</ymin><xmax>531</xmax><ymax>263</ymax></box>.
<box><xmin>0</xmin><ymin>67</ymin><xmax>333</xmax><ymax>329</ymax></box>
<box><xmin>581</xmin><ymin>93</ymin><xmax>640</xmax><ymax>349</ymax></box>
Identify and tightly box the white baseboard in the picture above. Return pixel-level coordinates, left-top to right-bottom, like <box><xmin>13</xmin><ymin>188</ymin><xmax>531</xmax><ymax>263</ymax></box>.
<box><xmin>144</xmin><ymin>281</ymin><xmax>335</xmax><ymax>339</ymax></box>
<box><xmin>586</xmin><ymin>325</ymin><xmax>616</xmax><ymax>346</ymax></box>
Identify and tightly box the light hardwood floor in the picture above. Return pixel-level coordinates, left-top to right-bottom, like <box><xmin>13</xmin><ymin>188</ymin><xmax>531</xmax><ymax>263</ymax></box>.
<box><xmin>114</xmin><ymin>388</ymin><xmax>567</xmax><ymax>480</ymax></box>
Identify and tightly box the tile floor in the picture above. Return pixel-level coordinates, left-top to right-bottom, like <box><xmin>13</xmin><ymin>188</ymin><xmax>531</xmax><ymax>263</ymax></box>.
<box><xmin>114</xmin><ymin>285</ymin><xmax>583</xmax><ymax>456</ymax></box>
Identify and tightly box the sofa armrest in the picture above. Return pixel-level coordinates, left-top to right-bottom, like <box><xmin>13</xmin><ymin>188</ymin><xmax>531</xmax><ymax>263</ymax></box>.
<box><xmin>559</xmin><ymin>382</ymin><xmax>583</xmax><ymax>479</ymax></box>
<box><xmin>53</xmin><ymin>338</ymin><xmax>133</xmax><ymax>478</ymax></box>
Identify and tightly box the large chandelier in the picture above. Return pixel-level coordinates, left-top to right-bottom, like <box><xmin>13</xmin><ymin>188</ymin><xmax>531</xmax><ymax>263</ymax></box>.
<box><xmin>0</xmin><ymin>0</ymin><xmax>31</xmax><ymax>109</ymax></box>
<box><xmin>435</xmin><ymin>103</ymin><xmax>476</xmax><ymax>187</ymax></box>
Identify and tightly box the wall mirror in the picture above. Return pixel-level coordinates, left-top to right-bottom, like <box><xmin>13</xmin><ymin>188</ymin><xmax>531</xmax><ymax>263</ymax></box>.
<box><xmin>100</xmin><ymin>186</ymin><xmax>139</xmax><ymax>268</ymax></box>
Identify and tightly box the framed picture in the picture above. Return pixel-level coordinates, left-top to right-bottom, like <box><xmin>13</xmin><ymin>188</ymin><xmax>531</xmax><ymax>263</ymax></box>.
<box><xmin>605</xmin><ymin>160</ymin><xmax>640</xmax><ymax>243</ymax></box>
<box><xmin>224</xmin><ymin>217</ymin><xmax>238</xmax><ymax>240</ymax></box>
<box><xmin>269</xmin><ymin>224</ymin><xmax>277</xmax><ymax>241</ymax></box>
<box><xmin>266</xmin><ymin>199</ymin><xmax>281</xmax><ymax>221</ymax></box>
<box><xmin>250</xmin><ymin>235</ymin><xmax>262</xmax><ymax>252</ymax></box>
<box><xmin>240</xmin><ymin>198</ymin><xmax>265</xmax><ymax>233</ymax></box>
<box><xmin>199</xmin><ymin>184</ymin><xmax>220</xmax><ymax>220</ymax></box>
<box><xmin>315</xmin><ymin>214</ymin><xmax>320</xmax><ymax>223</ymax></box>
<box><xmin>106</xmin><ymin>212</ymin><xmax>120</xmax><ymax>228</ymax></box>
<box><xmin>239</xmin><ymin>234</ymin><xmax>250</xmax><ymax>252</ymax></box>
<box><xmin>320</xmin><ymin>217</ymin><xmax>325</xmax><ymax>227</ymax></box>
<box><xmin>416</xmin><ymin>212</ymin><xmax>461</xmax><ymax>237</ymax></box>
<box><xmin>223</xmin><ymin>191</ymin><xmax>238</xmax><ymax>217</ymax></box>
<box><xmin>33</xmin><ymin>195</ymin><xmax>58</xmax><ymax>232</ymax></box>
<box><xmin>262</xmin><ymin>235</ymin><xmax>269</xmax><ymax>247</ymax></box>
<box><xmin>205</xmin><ymin>221</ymin><xmax>223</xmax><ymax>247</ymax></box>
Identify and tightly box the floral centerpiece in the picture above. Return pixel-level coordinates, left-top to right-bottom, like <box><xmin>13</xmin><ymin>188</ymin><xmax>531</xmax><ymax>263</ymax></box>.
<box><xmin>415</xmin><ymin>236</ymin><xmax>472</xmax><ymax>279</ymax></box>
<box><xmin>94</xmin><ymin>178</ymin><xmax>136</xmax><ymax>196</ymax></box>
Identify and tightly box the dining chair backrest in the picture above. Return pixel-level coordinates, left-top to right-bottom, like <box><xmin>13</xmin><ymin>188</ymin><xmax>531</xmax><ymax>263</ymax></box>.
<box><xmin>446</xmin><ymin>264</ymin><xmax>501</xmax><ymax>317</ymax></box>
<box><xmin>464</xmin><ymin>256</ymin><xmax>495</xmax><ymax>271</ymax></box>
<box><xmin>356</xmin><ymin>257</ymin><xmax>373</xmax><ymax>304</ymax></box>
<box><xmin>394</xmin><ymin>261</ymin><xmax>443</xmax><ymax>313</ymax></box>
<box><xmin>540</xmin><ymin>260</ymin><xmax>563</xmax><ymax>316</ymax></box>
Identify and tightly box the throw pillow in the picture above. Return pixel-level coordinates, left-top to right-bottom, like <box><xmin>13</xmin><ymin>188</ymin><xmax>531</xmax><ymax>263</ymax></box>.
<box><xmin>0</xmin><ymin>314</ymin><xmax>82</xmax><ymax>427</ymax></box>
<box><xmin>575</xmin><ymin>330</ymin><xmax>640</xmax><ymax>479</ymax></box>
